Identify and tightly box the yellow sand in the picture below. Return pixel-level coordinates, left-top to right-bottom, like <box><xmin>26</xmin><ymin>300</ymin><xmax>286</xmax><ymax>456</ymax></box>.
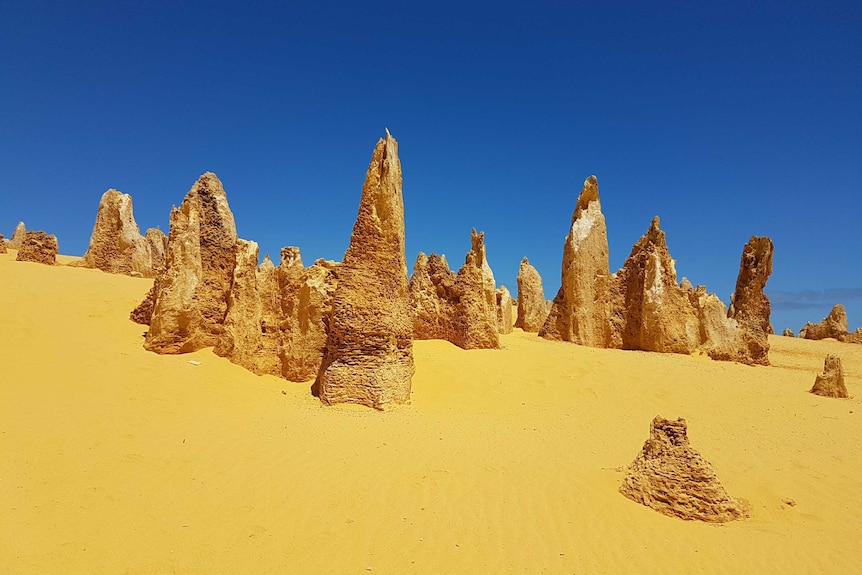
<box><xmin>2</xmin><ymin>250</ymin><xmax>861</xmax><ymax>574</ymax></box>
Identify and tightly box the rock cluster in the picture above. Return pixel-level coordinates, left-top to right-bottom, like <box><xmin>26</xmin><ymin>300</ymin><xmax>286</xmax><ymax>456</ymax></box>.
<box><xmin>408</xmin><ymin>229</ymin><xmax>501</xmax><ymax>349</ymax></box>
<box><xmin>76</xmin><ymin>189</ymin><xmax>167</xmax><ymax>277</ymax></box>
<box><xmin>620</xmin><ymin>416</ymin><xmax>748</xmax><ymax>523</ymax></box>
<box><xmin>810</xmin><ymin>355</ymin><xmax>848</xmax><ymax>398</ymax></box>
<box><xmin>515</xmin><ymin>257</ymin><xmax>549</xmax><ymax>332</ymax></box>
<box><xmin>539</xmin><ymin>175</ymin><xmax>773</xmax><ymax>365</ymax></box>
<box><xmin>798</xmin><ymin>304</ymin><xmax>862</xmax><ymax>344</ymax></box>
<box><xmin>16</xmin><ymin>231</ymin><xmax>58</xmax><ymax>265</ymax></box>
<box><xmin>316</xmin><ymin>130</ymin><xmax>414</xmax><ymax>409</ymax></box>
<box><xmin>8</xmin><ymin>222</ymin><xmax>26</xmax><ymax>249</ymax></box>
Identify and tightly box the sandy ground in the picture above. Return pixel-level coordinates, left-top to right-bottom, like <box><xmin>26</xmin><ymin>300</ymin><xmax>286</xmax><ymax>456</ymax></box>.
<box><xmin>2</xmin><ymin>250</ymin><xmax>861</xmax><ymax>574</ymax></box>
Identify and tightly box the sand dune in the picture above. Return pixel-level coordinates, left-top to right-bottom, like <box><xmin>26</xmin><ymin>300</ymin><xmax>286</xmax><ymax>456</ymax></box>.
<box><xmin>2</xmin><ymin>250</ymin><xmax>861</xmax><ymax>574</ymax></box>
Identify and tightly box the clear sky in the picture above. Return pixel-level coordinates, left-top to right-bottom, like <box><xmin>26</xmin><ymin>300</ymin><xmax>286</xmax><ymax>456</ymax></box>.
<box><xmin>2</xmin><ymin>1</ymin><xmax>860</xmax><ymax>333</ymax></box>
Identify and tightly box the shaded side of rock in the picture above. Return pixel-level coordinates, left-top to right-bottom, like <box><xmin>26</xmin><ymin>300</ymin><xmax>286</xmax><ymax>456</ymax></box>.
<box><xmin>810</xmin><ymin>355</ymin><xmax>847</xmax><ymax>398</ymax></box>
<box><xmin>0</xmin><ymin>234</ymin><xmax>6</xmax><ymax>254</ymax></box>
<box><xmin>514</xmin><ymin>257</ymin><xmax>548</xmax><ymax>332</ymax></box>
<box><xmin>145</xmin><ymin>228</ymin><xmax>169</xmax><ymax>277</ymax></box>
<box><xmin>727</xmin><ymin>236</ymin><xmax>774</xmax><ymax>365</ymax></box>
<box><xmin>449</xmin><ymin>229</ymin><xmax>500</xmax><ymax>349</ymax></box>
<box><xmin>316</xmin><ymin>131</ymin><xmax>414</xmax><ymax>409</ymax></box>
<box><xmin>782</xmin><ymin>328</ymin><xmax>795</xmax><ymax>337</ymax></box>
<box><xmin>16</xmin><ymin>231</ymin><xmax>58</xmax><ymax>265</ymax></box>
<box><xmin>496</xmin><ymin>285</ymin><xmax>514</xmax><ymax>334</ymax></box>
<box><xmin>620</xmin><ymin>416</ymin><xmax>748</xmax><ymax>523</ymax></box>
<box><xmin>408</xmin><ymin>252</ymin><xmax>456</xmax><ymax>340</ymax></box>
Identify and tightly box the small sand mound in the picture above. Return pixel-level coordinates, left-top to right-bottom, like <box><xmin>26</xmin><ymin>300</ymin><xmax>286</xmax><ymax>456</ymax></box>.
<box><xmin>810</xmin><ymin>354</ymin><xmax>847</xmax><ymax>398</ymax></box>
<box><xmin>620</xmin><ymin>416</ymin><xmax>747</xmax><ymax>523</ymax></box>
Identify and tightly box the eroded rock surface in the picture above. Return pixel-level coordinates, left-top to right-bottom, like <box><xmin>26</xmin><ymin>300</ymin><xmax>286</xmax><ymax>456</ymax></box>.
<box><xmin>0</xmin><ymin>234</ymin><xmax>6</xmax><ymax>254</ymax></box>
<box><xmin>810</xmin><ymin>355</ymin><xmax>848</xmax><ymax>398</ymax></box>
<box><xmin>317</xmin><ymin>131</ymin><xmax>414</xmax><ymax>409</ymax></box>
<box><xmin>409</xmin><ymin>252</ymin><xmax>457</xmax><ymax>340</ymax></box>
<box><xmin>782</xmin><ymin>328</ymin><xmax>795</xmax><ymax>337</ymax></box>
<box><xmin>800</xmin><ymin>304</ymin><xmax>849</xmax><ymax>341</ymax></box>
<box><xmin>620</xmin><ymin>416</ymin><xmax>748</xmax><ymax>523</ymax></box>
<box><xmin>514</xmin><ymin>257</ymin><xmax>548</xmax><ymax>332</ymax></box>
<box><xmin>726</xmin><ymin>236</ymin><xmax>774</xmax><ymax>365</ymax></box>
<box><xmin>16</xmin><ymin>231</ymin><xmax>58</xmax><ymax>265</ymax></box>
<box><xmin>496</xmin><ymin>286</ymin><xmax>514</xmax><ymax>334</ymax></box>
<box><xmin>449</xmin><ymin>230</ymin><xmax>501</xmax><ymax>349</ymax></box>
<box><xmin>8</xmin><ymin>222</ymin><xmax>26</xmax><ymax>249</ymax></box>
<box><xmin>144</xmin><ymin>172</ymin><xmax>238</xmax><ymax>354</ymax></box>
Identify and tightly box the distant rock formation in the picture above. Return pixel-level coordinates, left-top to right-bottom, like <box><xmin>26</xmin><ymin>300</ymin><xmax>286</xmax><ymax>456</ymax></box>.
<box><xmin>782</xmin><ymin>328</ymin><xmax>795</xmax><ymax>337</ymax></box>
<box><xmin>144</xmin><ymin>228</ymin><xmax>168</xmax><ymax>277</ymax></box>
<box><xmin>144</xmin><ymin>172</ymin><xmax>238</xmax><ymax>354</ymax></box>
<box><xmin>514</xmin><ymin>257</ymin><xmax>549</xmax><ymax>332</ymax></box>
<box><xmin>496</xmin><ymin>286</ymin><xmax>514</xmax><ymax>334</ymax></box>
<box><xmin>799</xmin><ymin>304</ymin><xmax>849</xmax><ymax>341</ymax></box>
<box><xmin>810</xmin><ymin>355</ymin><xmax>847</xmax><ymax>398</ymax></box>
<box><xmin>409</xmin><ymin>252</ymin><xmax>457</xmax><ymax>340</ymax></box>
<box><xmin>16</xmin><ymin>231</ymin><xmax>58</xmax><ymax>265</ymax></box>
<box><xmin>76</xmin><ymin>189</ymin><xmax>165</xmax><ymax>277</ymax></box>
<box><xmin>620</xmin><ymin>416</ymin><xmax>748</xmax><ymax>523</ymax></box>
<box><xmin>0</xmin><ymin>234</ymin><xmax>6</xmax><ymax>254</ymax></box>
<box><xmin>540</xmin><ymin>176</ymin><xmax>612</xmax><ymax>346</ymax></box>
<box><xmin>316</xmin><ymin>131</ymin><xmax>414</xmax><ymax>409</ymax></box>
<box><xmin>726</xmin><ymin>236</ymin><xmax>774</xmax><ymax>365</ymax></box>
<box><xmin>8</xmin><ymin>222</ymin><xmax>26</xmax><ymax>249</ymax></box>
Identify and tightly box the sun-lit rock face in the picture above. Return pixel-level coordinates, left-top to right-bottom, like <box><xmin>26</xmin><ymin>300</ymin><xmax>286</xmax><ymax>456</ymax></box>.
<box><xmin>8</xmin><ymin>221</ymin><xmax>26</xmax><ymax>249</ymax></box>
<box><xmin>409</xmin><ymin>251</ymin><xmax>457</xmax><ymax>341</ymax></box>
<box><xmin>620</xmin><ymin>416</ymin><xmax>748</xmax><ymax>523</ymax></box>
<box><xmin>317</xmin><ymin>131</ymin><xmax>414</xmax><ymax>409</ymax></box>
<box><xmin>726</xmin><ymin>236</ymin><xmax>774</xmax><ymax>365</ymax></box>
<box><xmin>77</xmin><ymin>189</ymin><xmax>165</xmax><ymax>278</ymax></box>
<box><xmin>496</xmin><ymin>285</ymin><xmax>514</xmax><ymax>335</ymax></box>
<box><xmin>16</xmin><ymin>230</ymin><xmax>58</xmax><ymax>265</ymax></box>
<box><xmin>799</xmin><ymin>304</ymin><xmax>849</xmax><ymax>341</ymax></box>
<box><xmin>514</xmin><ymin>257</ymin><xmax>549</xmax><ymax>333</ymax></box>
<box><xmin>144</xmin><ymin>172</ymin><xmax>238</xmax><ymax>354</ymax></box>
<box><xmin>810</xmin><ymin>354</ymin><xmax>847</xmax><ymax>398</ymax></box>
<box><xmin>540</xmin><ymin>176</ymin><xmax>612</xmax><ymax>346</ymax></box>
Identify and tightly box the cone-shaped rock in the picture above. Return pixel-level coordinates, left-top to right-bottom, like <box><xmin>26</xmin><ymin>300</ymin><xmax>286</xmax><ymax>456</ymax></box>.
<box><xmin>782</xmin><ymin>328</ymin><xmax>795</xmax><ymax>337</ymax></box>
<box><xmin>316</xmin><ymin>131</ymin><xmax>414</xmax><ymax>408</ymax></box>
<box><xmin>799</xmin><ymin>304</ymin><xmax>849</xmax><ymax>341</ymax></box>
<box><xmin>540</xmin><ymin>176</ymin><xmax>612</xmax><ymax>346</ymax></box>
<box><xmin>409</xmin><ymin>252</ymin><xmax>457</xmax><ymax>340</ymax></box>
<box><xmin>77</xmin><ymin>189</ymin><xmax>163</xmax><ymax>277</ymax></box>
<box><xmin>16</xmin><ymin>231</ymin><xmax>58</xmax><ymax>265</ymax></box>
<box><xmin>514</xmin><ymin>257</ymin><xmax>549</xmax><ymax>332</ymax></box>
<box><xmin>144</xmin><ymin>172</ymin><xmax>238</xmax><ymax>353</ymax></box>
<box><xmin>277</xmin><ymin>249</ymin><xmax>338</xmax><ymax>382</ymax></box>
<box><xmin>727</xmin><ymin>236</ymin><xmax>774</xmax><ymax>365</ymax></box>
<box><xmin>810</xmin><ymin>355</ymin><xmax>848</xmax><ymax>398</ymax></box>
<box><xmin>496</xmin><ymin>285</ymin><xmax>514</xmax><ymax>334</ymax></box>
<box><xmin>611</xmin><ymin>217</ymin><xmax>700</xmax><ymax>353</ymax></box>
<box><xmin>8</xmin><ymin>222</ymin><xmax>26</xmax><ymax>249</ymax></box>
<box><xmin>620</xmin><ymin>416</ymin><xmax>747</xmax><ymax>523</ymax></box>
<box><xmin>450</xmin><ymin>230</ymin><xmax>500</xmax><ymax>349</ymax></box>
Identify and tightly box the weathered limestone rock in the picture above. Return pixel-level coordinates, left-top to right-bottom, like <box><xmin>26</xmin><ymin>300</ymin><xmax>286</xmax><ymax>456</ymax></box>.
<box><xmin>130</xmin><ymin>280</ymin><xmax>159</xmax><ymax>325</ymax></box>
<box><xmin>690</xmin><ymin>288</ymin><xmax>742</xmax><ymax>360</ymax></box>
<box><xmin>77</xmin><ymin>189</ymin><xmax>163</xmax><ymax>277</ymax></box>
<box><xmin>540</xmin><ymin>176</ymin><xmax>612</xmax><ymax>346</ymax></box>
<box><xmin>0</xmin><ymin>234</ymin><xmax>6</xmax><ymax>254</ymax></box>
<box><xmin>810</xmin><ymin>355</ymin><xmax>848</xmax><ymax>398</ymax></box>
<box><xmin>409</xmin><ymin>252</ymin><xmax>457</xmax><ymax>340</ymax></box>
<box><xmin>16</xmin><ymin>231</ymin><xmax>58</xmax><ymax>265</ymax></box>
<box><xmin>144</xmin><ymin>172</ymin><xmax>238</xmax><ymax>354</ymax></box>
<box><xmin>610</xmin><ymin>217</ymin><xmax>701</xmax><ymax>354</ymax></box>
<box><xmin>277</xmin><ymin>249</ymin><xmax>338</xmax><ymax>382</ymax></box>
<box><xmin>514</xmin><ymin>257</ymin><xmax>549</xmax><ymax>332</ymax></box>
<box><xmin>8</xmin><ymin>222</ymin><xmax>26</xmax><ymax>249</ymax></box>
<box><xmin>145</xmin><ymin>228</ymin><xmax>169</xmax><ymax>277</ymax></box>
<box><xmin>799</xmin><ymin>304</ymin><xmax>849</xmax><ymax>341</ymax></box>
<box><xmin>727</xmin><ymin>236</ymin><xmax>774</xmax><ymax>365</ymax></box>
<box><xmin>214</xmin><ymin>241</ymin><xmax>282</xmax><ymax>376</ymax></box>
<box><xmin>316</xmin><ymin>131</ymin><xmax>414</xmax><ymax>409</ymax></box>
<box><xmin>782</xmin><ymin>328</ymin><xmax>795</xmax><ymax>337</ymax></box>
<box><xmin>620</xmin><ymin>416</ymin><xmax>748</xmax><ymax>523</ymax></box>
<box><xmin>449</xmin><ymin>230</ymin><xmax>500</xmax><ymax>349</ymax></box>
<box><xmin>496</xmin><ymin>285</ymin><xmax>514</xmax><ymax>334</ymax></box>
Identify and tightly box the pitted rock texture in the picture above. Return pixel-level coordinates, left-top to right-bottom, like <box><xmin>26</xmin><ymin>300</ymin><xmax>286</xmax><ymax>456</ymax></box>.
<box><xmin>540</xmin><ymin>176</ymin><xmax>612</xmax><ymax>346</ymax></box>
<box><xmin>782</xmin><ymin>328</ymin><xmax>795</xmax><ymax>337</ymax></box>
<box><xmin>496</xmin><ymin>285</ymin><xmax>514</xmax><ymax>334</ymax></box>
<box><xmin>16</xmin><ymin>231</ymin><xmax>58</xmax><ymax>265</ymax></box>
<box><xmin>144</xmin><ymin>172</ymin><xmax>238</xmax><ymax>354</ymax></box>
<box><xmin>810</xmin><ymin>355</ymin><xmax>848</xmax><ymax>398</ymax></box>
<box><xmin>8</xmin><ymin>222</ymin><xmax>26</xmax><ymax>249</ymax></box>
<box><xmin>0</xmin><ymin>234</ymin><xmax>6</xmax><ymax>254</ymax></box>
<box><xmin>316</xmin><ymin>131</ymin><xmax>414</xmax><ymax>409</ymax></box>
<box><xmin>514</xmin><ymin>257</ymin><xmax>549</xmax><ymax>332</ymax></box>
<box><xmin>145</xmin><ymin>228</ymin><xmax>169</xmax><ymax>277</ymax></box>
<box><xmin>620</xmin><ymin>416</ymin><xmax>748</xmax><ymax>523</ymax></box>
<box><xmin>409</xmin><ymin>252</ymin><xmax>457</xmax><ymax>340</ymax></box>
<box><xmin>450</xmin><ymin>230</ymin><xmax>501</xmax><ymax>349</ymax></box>
<box><xmin>799</xmin><ymin>304</ymin><xmax>849</xmax><ymax>341</ymax></box>
<box><xmin>726</xmin><ymin>236</ymin><xmax>774</xmax><ymax>365</ymax></box>
<box><xmin>78</xmin><ymin>189</ymin><xmax>163</xmax><ymax>277</ymax></box>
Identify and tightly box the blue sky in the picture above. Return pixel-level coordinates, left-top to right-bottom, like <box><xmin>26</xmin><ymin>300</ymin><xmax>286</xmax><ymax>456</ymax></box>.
<box><xmin>2</xmin><ymin>1</ymin><xmax>860</xmax><ymax>333</ymax></box>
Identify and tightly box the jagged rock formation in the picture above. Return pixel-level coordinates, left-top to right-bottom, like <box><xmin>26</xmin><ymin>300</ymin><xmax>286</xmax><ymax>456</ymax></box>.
<box><xmin>130</xmin><ymin>281</ymin><xmax>159</xmax><ymax>325</ymax></box>
<box><xmin>514</xmin><ymin>257</ymin><xmax>549</xmax><ymax>332</ymax></box>
<box><xmin>810</xmin><ymin>355</ymin><xmax>847</xmax><ymax>398</ymax></box>
<box><xmin>276</xmin><ymin>249</ymin><xmax>338</xmax><ymax>382</ymax></box>
<box><xmin>8</xmin><ymin>222</ymin><xmax>26</xmax><ymax>249</ymax></box>
<box><xmin>316</xmin><ymin>131</ymin><xmax>414</xmax><ymax>409</ymax></box>
<box><xmin>16</xmin><ymin>231</ymin><xmax>58</xmax><ymax>265</ymax></box>
<box><xmin>409</xmin><ymin>252</ymin><xmax>457</xmax><ymax>340</ymax></box>
<box><xmin>800</xmin><ymin>304</ymin><xmax>849</xmax><ymax>341</ymax></box>
<box><xmin>144</xmin><ymin>172</ymin><xmax>238</xmax><ymax>354</ymax></box>
<box><xmin>620</xmin><ymin>416</ymin><xmax>748</xmax><ymax>523</ymax></box>
<box><xmin>496</xmin><ymin>286</ymin><xmax>514</xmax><ymax>334</ymax></box>
<box><xmin>782</xmin><ymin>328</ymin><xmax>795</xmax><ymax>337</ymax></box>
<box><xmin>540</xmin><ymin>176</ymin><xmax>612</xmax><ymax>346</ymax></box>
<box><xmin>726</xmin><ymin>236</ymin><xmax>774</xmax><ymax>365</ymax></box>
<box><xmin>78</xmin><ymin>191</ymin><xmax>167</xmax><ymax>276</ymax></box>
<box><xmin>0</xmin><ymin>234</ymin><xmax>6</xmax><ymax>254</ymax></box>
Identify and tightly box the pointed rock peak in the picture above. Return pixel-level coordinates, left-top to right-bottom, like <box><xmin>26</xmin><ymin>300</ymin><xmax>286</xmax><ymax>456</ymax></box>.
<box><xmin>259</xmin><ymin>255</ymin><xmax>275</xmax><ymax>271</ymax></box>
<box><xmin>279</xmin><ymin>246</ymin><xmax>302</xmax><ymax>268</ymax></box>
<box><xmin>413</xmin><ymin>251</ymin><xmax>429</xmax><ymax>270</ymax></box>
<box><xmin>620</xmin><ymin>416</ymin><xmax>748</xmax><ymax>523</ymax></box>
<box><xmin>574</xmin><ymin>175</ymin><xmax>600</xmax><ymax>215</ymax></box>
<box><xmin>468</xmin><ymin>228</ymin><xmax>486</xmax><ymax>267</ymax></box>
<box><xmin>810</xmin><ymin>355</ymin><xmax>847</xmax><ymax>398</ymax></box>
<box><xmin>521</xmin><ymin>256</ymin><xmax>530</xmax><ymax>265</ymax></box>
